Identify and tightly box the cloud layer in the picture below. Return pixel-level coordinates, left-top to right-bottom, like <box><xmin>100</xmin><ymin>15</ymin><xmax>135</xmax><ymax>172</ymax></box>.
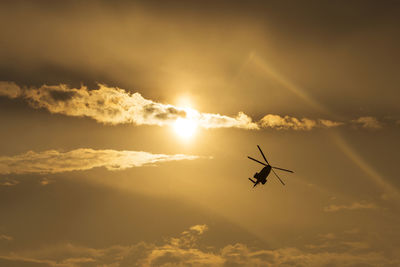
<box><xmin>260</xmin><ymin>114</ymin><xmax>343</xmax><ymax>130</ymax></box>
<box><xmin>0</xmin><ymin>148</ymin><xmax>200</xmax><ymax>175</ymax></box>
<box><xmin>0</xmin><ymin>224</ymin><xmax>397</xmax><ymax>267</ymax></box>
<box><xmin>323</xmin><ymin>202</ymin><xmax>378</xmax><ymax>212</ymax></box>
<box><xmin>0</xmin><ymin>81</ymin><xmax>392</xmax><ymax>131</ymax></box>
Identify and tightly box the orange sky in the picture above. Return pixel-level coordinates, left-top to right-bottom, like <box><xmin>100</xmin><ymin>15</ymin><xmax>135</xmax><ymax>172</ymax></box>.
<box><xmin>0</xmin><ymin>1</ymin><xmax>399</xmax><ymax>266</ymax></box>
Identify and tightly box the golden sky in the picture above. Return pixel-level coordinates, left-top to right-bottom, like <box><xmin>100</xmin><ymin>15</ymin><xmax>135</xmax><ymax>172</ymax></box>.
<box><xmin>0</xmin><ymin>1</ymin><xmax>400</xmax><ymax>266</ymax></box>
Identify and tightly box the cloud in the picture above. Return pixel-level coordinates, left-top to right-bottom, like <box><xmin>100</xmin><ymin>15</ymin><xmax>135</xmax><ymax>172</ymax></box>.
<box><xmin>0</xmin><ymin>234</ymin><xmax>13</xmax><ymax>241</ymax></box>
<box><xmin>307</xmin><ymin>230</ymin><xmax>372</xmax><ymax>253</ymax></box>
<box><xmin>0</xmin><ymin>254</ymin><xmax>95</xmax><ymax>267</ymax></box>
<box><xmin>0</xmin><ymin>148</ymin><xmax>202</xmax><ymax>175</ymax></box>
<box><xmin>318</xmin><ymin>119</ymin><xmax>343</xmax><ymax>128</ymax></box>
<box><xmin>189</xmin><ymin>224</ymin><xmax>208</xmax><ymax>235</ymax></box>
<box><xmin>0</xmin><ymin>224</ymin><xmax>398</xmax><ymax>267</ymax></box>
<box><xmin>0</xmin><ymin>82</ymin><xmax>258</xmax><ymax>130</ymax></box>
<box><xmin>1</xmin><ymin>82</ymin><xmax>391</xmax><ymax>132</ymax></box>
<box><xmin>0</xmin><ymin>81</ymin><xmax>21</xmax><ymax>98</ymax></box>
<box><xmin>318</xmin><ymin>233</ymin><xmax>336</xmax><ymax>240</ymax></box>
<box><xmin>323</xmin><ymin>202</ymin><xmax>378</xmax><ymax>212</ymax></box>
<box><xmin>341</xmin><ymin>241</ymin><xmax>370</xmax><ymax>250</ymax></box>
<box><xmin>0</xmin><ymin>178</ymin><xmax>19</xmax><ymax>186</ymax></box>
<box><xmin>0</xmin><ymin>225</ymin><xmax>220</xmax><ymax>267</ymax></box>
<box><xmin>259</xmin><ymin>114</ymin><xmax>343</xmax><ymax>130</ymax></box>
<box><xmin>352</xmin><ymin>116</ymin><xmax>382</xmax><ymax>129</ymax></box>
<box><xmin>39</xmin><ymin>178</ymin><xmax>54</xmax><ymax>186</ymax></box>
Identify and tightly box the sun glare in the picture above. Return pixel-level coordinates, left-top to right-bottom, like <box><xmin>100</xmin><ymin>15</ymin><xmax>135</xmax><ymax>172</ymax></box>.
<box><xmin>173</xmin><ymin>118</ymin><xmax>197</xmax><ymax>139</ymax></box>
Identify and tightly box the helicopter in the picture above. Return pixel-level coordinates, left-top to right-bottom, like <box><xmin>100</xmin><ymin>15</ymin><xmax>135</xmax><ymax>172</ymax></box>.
<box><xmin>248</xmin><ymin>145</ymin><xmax>294</xmax><ymax>188</ymax></box>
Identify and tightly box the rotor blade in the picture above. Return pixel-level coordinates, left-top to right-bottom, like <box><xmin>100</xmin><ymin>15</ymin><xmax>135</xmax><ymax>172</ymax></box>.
<box><xmin>271</xmin><ymin>166</ymin><xmax>294</xmax><ymax>173</ymax></box>
<box><xmin>272</xmin><ymin>168</ymin><xmax>285</xmax><ymax>186</ymax></box>
<box><xmin>248</xmin><ymin>156</ymin><xmax>268</xmax><ymax>166</ymax></box>
<box><xmin>257</xmin><ymin>145</ymin><xmax>269</xmax><ymax>165</ymax></box>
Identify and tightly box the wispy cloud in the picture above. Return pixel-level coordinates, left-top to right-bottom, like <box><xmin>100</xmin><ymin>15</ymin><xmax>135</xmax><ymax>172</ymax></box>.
<box><xmin>0</xmin><ymin>82</ymin><xmax>258</xmax><ymax>129</ymax></box>
<box><xmin>0</xmin><ymin>148</ymin><xmax>202</xmax><ymax>175</ymax></box>
<box><xmin>318</xmin><ymin>233</ymin><xmax>336</xmax><ymax>240</ymax></box>
<box><xmin>39</xmin><ymin>177</ymin><xmax>54</xmax><ymax>186</ymax></box>
<box><xmin>0</xmin><ymin>224</ymin><xmax>397</xmax><ymax>267</ymax></box>
<box><xmin>323</xmin><ymin>202</ymin><xmax>378</xmax><ymax>212</ymax></box>
<box><xmin>0</xmin><ymin>178</ymin><xmax>19</xmax><ymax>186</ymax></box>
<box><xmin>341</xmin><ymin>241</ymin><xmax>370</xmax><ymax>250</ymax></box>
<box><xmin>0</xmin><ymin>234</ymin><xmax>13</xmax><ymax>241</ymax></box>
<box><xmin>260</xmin><ymin>114</ymin><xmax>343</xmax><ymax>130</ymax></box>
<box><xmin>352</xmin><ymin>116</ymin><xmax>382</xmax><ymax>129</ymax></box>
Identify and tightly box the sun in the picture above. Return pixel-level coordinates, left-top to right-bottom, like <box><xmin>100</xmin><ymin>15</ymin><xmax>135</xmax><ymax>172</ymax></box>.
<box><xmin>173</xmin><ymin>118</ymin><xmax>197</xmax><ymax>139</ymax></box>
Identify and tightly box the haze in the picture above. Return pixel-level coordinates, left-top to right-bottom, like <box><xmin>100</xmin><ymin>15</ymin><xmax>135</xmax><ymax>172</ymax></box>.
<box><xmin>0</xmin><ymin>1</ymin><xmax>399</xmax><ymax>266</ymax></box>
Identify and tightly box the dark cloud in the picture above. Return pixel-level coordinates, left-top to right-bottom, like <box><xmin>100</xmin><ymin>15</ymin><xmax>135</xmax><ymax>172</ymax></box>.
<box><xmin>48</xmin><ymin>90</ymin><xmax>77</xmax><ymax>102</ymax></box>
<box><xmin>144</xmin><ymin>104</ymin><xmax>187</xmax><ymax>121</ymax></box>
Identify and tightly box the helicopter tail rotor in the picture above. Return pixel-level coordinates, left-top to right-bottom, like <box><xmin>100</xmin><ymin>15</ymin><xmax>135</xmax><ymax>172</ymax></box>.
<box><xmin>248</xmin><ymin>178</ymin><xmax>256</xmax><ymax>184</ymax></box>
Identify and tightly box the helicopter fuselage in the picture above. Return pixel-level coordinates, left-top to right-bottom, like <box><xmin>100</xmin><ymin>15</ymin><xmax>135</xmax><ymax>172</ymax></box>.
<box><xmin>254</xmin><ymin>165</ymin><xmax>271</xmax><ymax>184</ymax></box>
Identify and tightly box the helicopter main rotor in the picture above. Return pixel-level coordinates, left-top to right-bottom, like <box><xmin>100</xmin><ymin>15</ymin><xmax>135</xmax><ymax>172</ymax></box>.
<box><xmin>247</xmin><ymin>145</ymin><xmax>293</xmax><ymax>186</ymax></box>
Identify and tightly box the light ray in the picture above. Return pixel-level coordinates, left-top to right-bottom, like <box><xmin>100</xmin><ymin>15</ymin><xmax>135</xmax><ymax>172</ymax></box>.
<box><xmin>250</xmin><ymin>54</ymin><xmax>331</xmax><ymax>115</ymax></box>
<box><xmin>333</xmin><ymin>134</ymin><xmax>400</xmax><ymax>202</ymax></box>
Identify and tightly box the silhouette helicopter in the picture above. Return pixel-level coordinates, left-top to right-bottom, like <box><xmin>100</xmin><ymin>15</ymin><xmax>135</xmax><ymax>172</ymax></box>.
<box><xmin>248</xmin><ymin>145</ymin><xmax>293</xmax><ymax>187</ymax></box>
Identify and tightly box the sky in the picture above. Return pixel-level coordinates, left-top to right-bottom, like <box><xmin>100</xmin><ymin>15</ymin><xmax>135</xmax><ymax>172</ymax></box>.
<box><xmin>0</xmin><ymin>0</ymin><xmax>400</xmax><ymax>266</ymax></box>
